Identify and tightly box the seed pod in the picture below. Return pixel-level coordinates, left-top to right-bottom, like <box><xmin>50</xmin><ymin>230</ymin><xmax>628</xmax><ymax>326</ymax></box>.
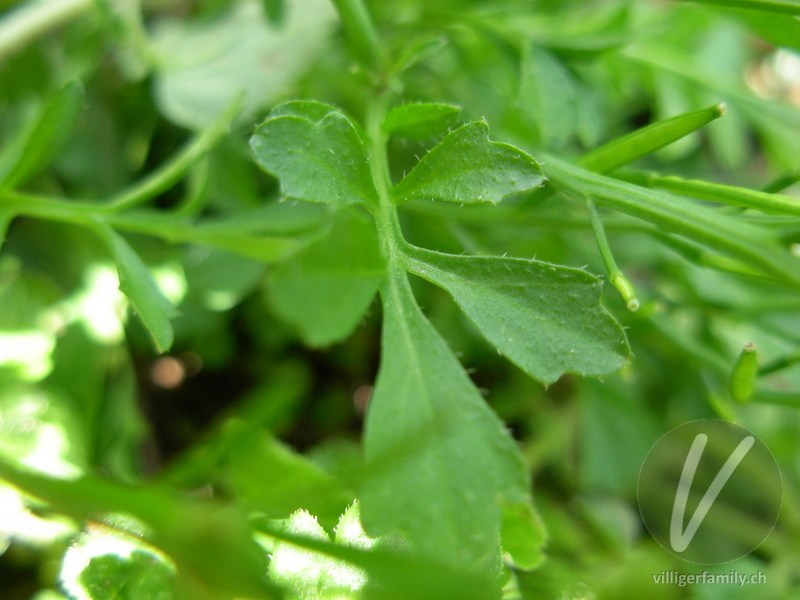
<box><xmin>731</xmin><ymin>342</ymin><xmax>758</xmax><ymax>403</ymax></box>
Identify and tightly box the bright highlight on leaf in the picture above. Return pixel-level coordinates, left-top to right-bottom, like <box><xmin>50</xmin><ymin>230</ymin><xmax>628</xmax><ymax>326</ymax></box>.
<box><xmin>390</xmin><ymin>121</ymin><xmax>545</xmax><ymax>205</ymax></box>
<box><xmin>251</xmin><ymin>101</ymin><xmax>379</xmax><ymax>206</ymax></box>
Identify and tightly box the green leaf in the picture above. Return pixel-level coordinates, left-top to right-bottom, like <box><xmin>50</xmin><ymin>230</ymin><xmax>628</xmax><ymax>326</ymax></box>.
<box><xmin>251</xmin><ymin>108</ymin><xmax>379</xmax><ymax>206</ymax></box>
<box><xmin>390</xmin><ymin>121</ymin><xmax>544</xmax><ymax>205</ymax></box>
<box><xmin>98</xmin><ymin>226</ymin><xmax>177</xmax><ymax>353</ymax></box>
<box><xmin>361</xmin><ymin>268</ymin><xmax>533</xmax><ymax>572</ymax></box>
<box><xmin>401</xmin><ymin>246</ymin><xmax>629</xmax><ymax>384</ymax></box>
<box><xmin>269</xmin><ymin>507</ymin><xmax>371</xmax><ymax>600</ymax></box>
<box><xmin>269</xmin><ymin>99</ymin><xmax>339</xmax><ymax>121</ymax></box>
<box><xmin>76</xmin><ymin>551</ymin><xmax>177</xmax><ymax>600</ymax></box>
<box><xmin>0</xmin><ymin>81</ymin><xmax>84</xmax><ymax>191</ymax></box>
<box><xmin>579</xmin><ymin>103</ymin><xmax>726</xmax><ymax>174</ymax></box>
<box><xmin>225</xmin><ymin>423</ymin><xmax>352</xmax><ymax>527</ymax></box>
<box><xmin>518</xmin><ymin>45</ymin><xmax>577</xmax><ymax>148</ymax></box>
<box><xmin>382</xmin><ymin>103</ymin><xmax>461</xmax><ymax>140</ymax></box>
<box><xmin>268</xmin><ymin>213</ymin><xmax>385</xmax><ymax>346</ymax></box>
<box><xmin>0</xmin><ymin>457</ymin><xmax>278</xmax><ymax>599</ymax></box>
<box><xmin>151</xmin><ymin>0</ymin><xmax>336</xmax><ymax>129</ymax></box>
<box><xmin>500</xmin><ymin>502</ymin><xmax>547</xmax><ymax>571</ymax></box>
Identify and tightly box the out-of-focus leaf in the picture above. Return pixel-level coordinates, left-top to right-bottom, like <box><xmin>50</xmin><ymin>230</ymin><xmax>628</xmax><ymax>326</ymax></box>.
<box><xmin>0</xmin><ymin>458</ymin><xmax>277</xmax><ymax>599</ymax></box>
<box><xmin>401</xmin><ymin>245</ymin><xmax>630</xmax><ymax>385</ymax></box>
<box><xmin>361</xmin><ymin>268</ymin><xmax>533</xmax><ymax>573</ymax></box>
<box><xmin>251</xmin><ymin>105</ymin><xmax>379</xmax><ymax>207</ymax></box>
<box><xmin>519</xmin><ymin>45</ymin><xmax>576</xmax><ymax>148</ymax></box>
<box><xmin>391</xmin><ymin>121</ymin><xmax>544</xmax><ymax>205</ymax></box>
<box><xmin>268</xmin><ymin>213</ymin><xmax>385</xmax><ymax>347</ymax></box>
<box><xmin>151</xmin><ymin>0</ymin><xmax>335</xmax><ymax>129</ymax></box>
<box><xmin>97</xmin><ymin>226</ymin><xmax>177</xmax><ymax>353</ymax></box>
<box><xmin>0</xmin><ymin>81</ymin><xmax>84</xmax><ymax>191</ymax></box>
<box><xmin>382</xmin><ymin>103</ymin><xmax>461</xmax><ymax>140</ymax></box>
<box><xmin>262</xmin><ymin>0</ymin><xmax>285</xmax><ymax>24</ymax></box>
<box><xmin>225</xmin><ymin>423</ymin><xmax>352</xmax><ymax>526</ymax></box>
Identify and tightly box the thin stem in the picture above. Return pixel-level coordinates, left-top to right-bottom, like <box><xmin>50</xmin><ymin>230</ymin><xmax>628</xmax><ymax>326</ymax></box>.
<box><xmin>0</xmin><ymin>0</ymin><xmax>93</xmax><ymax>61</ymax></box>
<box><xmin>761</xmin><ymin>168</ymin><xmax>800</xmax><ymax>194</ymax></box>
<box><xmin>330</xmin><ymin>0</ymin><xmax>386</xmax><ymax>77</ymax></box>
<box><xmin>760</xmin><ymin>349</ymin><xmax>800</xmax><ymax>375</ymax></box>
<box><xmin>104</xmin><ymin>98</ymin><xmax>240</xmax><ymax>212</ymax></box>
<box><xmin>586</xmin><ymin>199</ymin><xmax>639</xmax><ymax>311</ymax></box>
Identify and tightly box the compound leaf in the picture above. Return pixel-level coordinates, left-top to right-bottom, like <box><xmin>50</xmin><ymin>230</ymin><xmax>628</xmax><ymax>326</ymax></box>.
<box><xmin>390</xmin><ymin>121</ymin><xmax>544</xmax><ymax>205</ymax></box>
<box><xmin>382</xmin><ymin>103</ymin><xmax>461</xmax><ymax>140</ymax></box>
<box><xmin>251</xmin><ymin>107</ymin><xmax>378</xmax><ymax>206</ymax></box>
<box><xmin>268</xmin><ymin>213</ymin><xmax>385</xmax><ymax>346</ymax></box>
<box><xmin>402</xmin><ymin>246</ymin><xmax>629</xmax><ymax>385</ymax></box>
<box><xmin>361</xmin><ymin>269</ymin><xmax>533</xmax><ymax>572</ymax></box>
<box><xmin>99</xmin><ymin>226</ymin><xmax>177</xmax><ymax>353</ymax></box>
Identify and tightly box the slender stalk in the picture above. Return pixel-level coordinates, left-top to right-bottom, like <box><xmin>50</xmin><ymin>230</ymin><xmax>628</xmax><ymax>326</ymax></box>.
<box><xmin>760</xmin><ymin>350</ymin><xmax>800</xmax><ymax>375</ymax></box>
<box><xmin>0</xmin><ymin>0</ymin><xmax>93</xmax><ymax>61</ymax></box>
<box><xmin>104</xmin><ymin>98</ymin><xmax>240</xmax><ymax>212</ymax></box>
<box><xmin>330</xmin><ymin>0</ymin><xmax>386</xmax><ymax>76</ymax></box>
<box><xmin>761</xmin><ymin>168</ymin><xmax>800</xmax><ymax>194</ymax></box>
<box><xmin>586</xmin><ymin>199</ymin><xmax>639</xmax><ymax>311</ymax></box>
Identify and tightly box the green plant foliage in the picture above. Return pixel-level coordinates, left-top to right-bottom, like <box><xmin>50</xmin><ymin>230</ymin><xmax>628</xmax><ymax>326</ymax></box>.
<box><xmin>268</xmin><ymin>213</ymin><xmax>385</xmax><ymax>347</ymax></box>
<box><xmin>362</xmin><ymin>268</ymin><xmax>533</xmax><ymax>571</ymax></box>
<box><xmin>391</xmin><ymin>121</ymin><xmax>545</xmax><ymax>205</ymax></box>
<box><xmin>97</xmin><ymin>226</ymin><xmax>177</xmax><ymax>353</ymax></box>
<box><xmin>2</xmin><ymin>0</ymin><xmax>800</xmax><ymax>598</ymax></box>
<box><xmin>401</xmin><ymin>246</ymin><xmax>629</xmax><ymax>384</ymax></box>
<box><xmin>382</xmin><ymin>103</ymin><xmax>461</xmax><ymax>140</ymax></box>
<box><xmin>0</xmin><ymin>81</ymin><xmax>84</xmax><ymax>191</ymax></box>
<box><xmin>251</xmin><ymin>103</ymin><xmax>379</xmax><ymax>206</ymax></box>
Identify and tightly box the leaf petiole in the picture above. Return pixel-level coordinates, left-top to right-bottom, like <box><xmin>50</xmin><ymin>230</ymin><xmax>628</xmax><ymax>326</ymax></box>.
<box><xmin>586</xmin><ymin>199</ymin><xmax>640</xmax><ymax>311</ymax></box>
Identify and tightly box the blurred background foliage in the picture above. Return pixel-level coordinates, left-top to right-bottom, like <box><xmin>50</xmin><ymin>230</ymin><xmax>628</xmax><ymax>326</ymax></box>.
<box><xmin>0</xmin><ymin>0</ymin><xmax>799</xmax><ymax>598</ymax></box>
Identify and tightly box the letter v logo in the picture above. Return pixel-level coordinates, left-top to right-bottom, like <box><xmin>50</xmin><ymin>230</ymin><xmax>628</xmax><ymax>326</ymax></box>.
<box><xmin>669</xmin><ymin>433</ymin><xmax>755</xmax><ymax>553</ymax></box>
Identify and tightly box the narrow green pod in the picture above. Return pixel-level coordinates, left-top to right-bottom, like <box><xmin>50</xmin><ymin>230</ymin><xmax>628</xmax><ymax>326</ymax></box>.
<box><xmin>579</xmin><ymin>103</ymin><xmax>726</xmax><ymax>174</ymax></box>
<box><xmin>646</xmin><ymin>175</ymin><xmax>800</xmax><ymax>217</ymax></box>
<box><xmin>731</xmin><ymin>342</ymin><xmax>759</xmax><ymax>403</ymax></box>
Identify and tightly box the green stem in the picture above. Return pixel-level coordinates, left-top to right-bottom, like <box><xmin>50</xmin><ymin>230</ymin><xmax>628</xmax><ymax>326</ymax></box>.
<box><xmin>760</xmin><ymin>349</ymin><xmax>800</xmax><ymax>375</ymax></box>
<box><xmin>104</xmin><ymin>97</ymin><xmax>240</xmax><ymax>212</ymax></box>
<box><xmin>330</xmin><ymin>0</ymin><xmax>386</xmax><ymax>76</ymax></box>
<box><xmin>0</xmin><ymin>0</ymin><xmax>93</xmax><ymax>61</ymax></box>
<box><xmin>586</xmin><ymin>199</ymin><xmax>639</xmax><ymax>311</ymax></box>
<box><xmin>761</xmin><ymin>168</ymin><xmax>800</xmax><ymax>194</ymax></box>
